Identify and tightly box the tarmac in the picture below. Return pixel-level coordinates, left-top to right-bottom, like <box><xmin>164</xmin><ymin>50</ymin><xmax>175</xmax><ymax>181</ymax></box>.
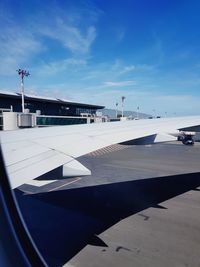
<box><xmin>15</xmin><ymin>141</ymin><xmax>200</xmax><ymax>267</ymax></box>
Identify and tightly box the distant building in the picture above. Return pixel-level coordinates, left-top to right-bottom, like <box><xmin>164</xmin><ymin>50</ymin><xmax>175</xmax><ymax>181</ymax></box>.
<box><xmin>0</xmin><ymin>91</ymin><xmax>104</xmax><ymax>116</ymax></box>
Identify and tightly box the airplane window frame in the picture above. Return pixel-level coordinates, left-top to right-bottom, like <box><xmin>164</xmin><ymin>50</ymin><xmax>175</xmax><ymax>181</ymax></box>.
<box><xmin>0</xmin><ymin>145</ymin><xmax>47</xmax><ymax>267</ymax></box>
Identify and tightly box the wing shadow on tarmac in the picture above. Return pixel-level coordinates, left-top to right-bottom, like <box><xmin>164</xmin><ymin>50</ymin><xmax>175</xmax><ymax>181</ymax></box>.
<box><xmin>15</xmin><ymin>172</ymin><xmax>200</xmax><ymax>267</ymax></box>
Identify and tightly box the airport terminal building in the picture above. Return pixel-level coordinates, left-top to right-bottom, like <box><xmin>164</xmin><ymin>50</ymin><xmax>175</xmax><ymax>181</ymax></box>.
<box><xmin>0</xmin><ymin>91</ymin><xmax>104</xmax><ymax>116</ymax></box>
<box><xmin>0</xmin><ymin>91</ymin><xmax>105</xmax><ymax>129</ymax></box>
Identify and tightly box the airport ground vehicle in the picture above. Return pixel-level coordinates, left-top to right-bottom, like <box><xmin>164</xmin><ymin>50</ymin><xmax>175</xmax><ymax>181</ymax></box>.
<box><xmin>177</xmin><ymin>131</ymin><xmax>195</xmax><ymax>145</ymax></box>
<box><xmin>182</xmin><ymin>134</ymin><xmax>194</xmax><ymax>145</ymax></box>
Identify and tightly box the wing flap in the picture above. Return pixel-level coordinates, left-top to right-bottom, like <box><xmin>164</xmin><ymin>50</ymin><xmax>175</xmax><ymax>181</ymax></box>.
<box><xmin>6</xmin><ymin>150</ymin><xmax>73</xmax><ymax>189</ymax></box>
<box><xmin>63</xmin><ymin>159</ymin><xmax>91</xmax><ymax>177</ymax></box>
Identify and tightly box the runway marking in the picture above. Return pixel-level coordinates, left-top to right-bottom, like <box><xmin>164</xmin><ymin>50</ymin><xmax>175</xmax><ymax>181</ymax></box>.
<box><xmin>48</xmin><ymin>177</ymin><xmax>82</xmax><ymax>192</ymax></box>
<box><xmin>25</xmin><ymin>179</ymin><xmax>57</xmax><ymax>187</ymax></box>
<box><xmin>22</xmin><ymin>190</ymin><xmax>36</xmax><ymax>195</ymax></box>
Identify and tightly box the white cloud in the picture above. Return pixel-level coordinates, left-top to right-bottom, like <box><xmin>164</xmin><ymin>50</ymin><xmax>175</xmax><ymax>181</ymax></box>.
<box><xmin>38</xmin><ymin>18</ymin><xmax>96</xmax><ymax>55</ymax></box>
<box><xmin>36</xmin><ymin>58</ymin><xmax>87</xmax><ymax>76</ymax></box>
<box><xmin>119</xmin><ymin>65</ymin><xmax>136</xmax><ymax>74</ymax></box>
<box><xmin>103</xmin><ymin>80</ymin><xmax>136</xmax><ymax>87</ymax></box>
<box><xmin>0</xmin><ymin>25</ymin><xmax>43</xmax><ymax>75</ymax></box>
<box><xmin>0</xmin><ymin>2</ymin><xmax>98</xmax><ymax>77</ymax></box>
<box><xmin>111</xmin><ymin>60</ymin><xmax>155</xmax><ymax>76</ymax></box>
<box><xmin>63</xmin><ymin>83</ymin><xmax>200</xmax><ymax>116</ymax></box>
<box><xmin>137</xmin><ymin>64</ymin><xmax>155</xmax><ymax>71</ymax></box>
<box><xmin>115</xmin><ymin>27</ymin><xmax>125</xmax><ymax>42</ymax></box>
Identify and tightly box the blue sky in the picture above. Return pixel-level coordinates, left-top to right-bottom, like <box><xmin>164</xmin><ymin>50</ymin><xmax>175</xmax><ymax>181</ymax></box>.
<box><xmin>1</xmin><ymin>0</ymin><xmax>200</xmax><ymax>116</ymax></box>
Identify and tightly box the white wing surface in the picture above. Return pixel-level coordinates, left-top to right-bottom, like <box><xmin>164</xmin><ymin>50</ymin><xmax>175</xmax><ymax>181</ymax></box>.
<box><xmin>1</xmin><ymin>116</ymin><xmax>200</xmax><ymax>189</ymax></box>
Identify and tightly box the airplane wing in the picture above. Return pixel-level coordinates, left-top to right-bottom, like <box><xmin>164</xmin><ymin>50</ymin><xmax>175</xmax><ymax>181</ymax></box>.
<box><xmin>1</xmin><ymin>116</ymin><xmax>200</xmax><ymax>189</ymax></box>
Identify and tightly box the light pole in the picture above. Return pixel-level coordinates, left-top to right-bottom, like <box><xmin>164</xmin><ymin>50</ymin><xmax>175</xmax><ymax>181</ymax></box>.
<box><xmin>121</xmin><ymin>96</ymin><xmax>125</xmax><ymax>117</ymax></box>
<box><xmin>17</xmin><ymin>69</ymin><xmax>30</xmax><ymax>113</ymax></box>
<box><xmin>152</xmin><ymin>109</ymin><xmax>156</xmax><ymax>118</ymax></box>
<box><xmin>137</xmin><ymin>106</ymin><xmax>139</xmax><ymax>119</ymax></box>
<box><xmin>115</xmin><ymin>102</ymin><xmax>118</xmax><ymax>118</ymax></box>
